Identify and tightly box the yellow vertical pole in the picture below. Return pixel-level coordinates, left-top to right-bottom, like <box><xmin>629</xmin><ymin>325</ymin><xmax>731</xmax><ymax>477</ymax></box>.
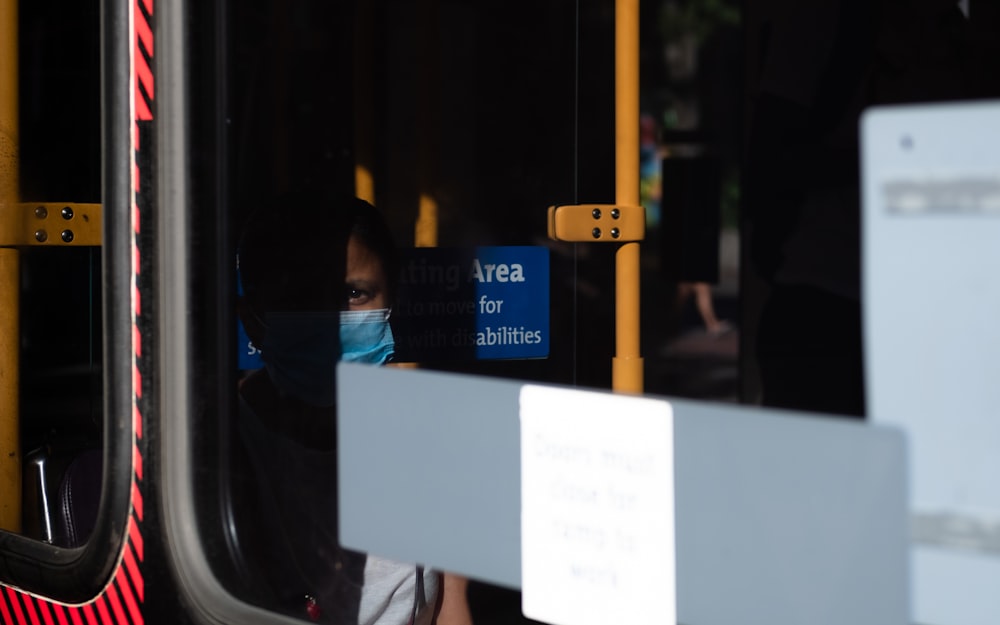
<box><xmin>613</xmin><ymin>0</ymin><xmax>643</xmax><ymax>393</ymax></box>
<box><xmin>354</xmin><ymin>0</ymin><xmax>376</xmax><ymax>205</ymax></box>
<box><xmin>0</xmin><ymin>0</ymin><xmax>21</xmax><ymax>531</ymax></box>
<box><xmin>0</xmin><ymin>251</ymin><xmax>18</xmax><ymax>532</ymax></box>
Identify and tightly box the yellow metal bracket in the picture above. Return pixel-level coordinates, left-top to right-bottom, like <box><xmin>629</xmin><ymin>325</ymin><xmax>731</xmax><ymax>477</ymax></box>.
<box><xmin>0</xmin><ymin>202</ymin><xmax>102</xmax><ymax>247</ymax></box>
<box><xmin>547</xmin><ymin>203</ymin><xmax>645</xmax><ymax>243</ymax></box>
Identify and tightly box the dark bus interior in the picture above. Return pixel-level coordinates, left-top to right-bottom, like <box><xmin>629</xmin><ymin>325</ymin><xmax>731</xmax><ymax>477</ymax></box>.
<box><xmin>8</xmin><ymin>0</ymin><xmax>1000</xmax><ymax>621</ymax></box>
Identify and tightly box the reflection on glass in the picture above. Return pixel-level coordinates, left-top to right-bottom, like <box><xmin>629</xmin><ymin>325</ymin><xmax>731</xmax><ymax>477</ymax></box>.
<box><xmin>642</xmin><ymin>0</ymin><xmax>742</xmax><ymax>401</ymax></box>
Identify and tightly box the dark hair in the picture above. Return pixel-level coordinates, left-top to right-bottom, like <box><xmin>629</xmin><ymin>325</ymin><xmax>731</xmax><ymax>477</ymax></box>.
<box><xmin>344</xmin><ymin>199</ymin><xmax>400</xmax><ymax>303</ymax></box>
<box><xmin>237</xmin><ymin>193</ymin><xmax>399</xmax><ymax>322</ymax></box>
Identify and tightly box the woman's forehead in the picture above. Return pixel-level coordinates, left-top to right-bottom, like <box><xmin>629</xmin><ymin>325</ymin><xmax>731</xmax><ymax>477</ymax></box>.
<box><xmin>346</xmin><ymin>236</ymin><xmax>385</xmax><ymax>272</ymax></box>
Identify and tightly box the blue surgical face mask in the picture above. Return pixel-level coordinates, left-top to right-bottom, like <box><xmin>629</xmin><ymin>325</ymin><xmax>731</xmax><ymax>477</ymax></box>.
<box><xmin>339</xmin><ymin>308</ymin><xmax>395</xmax><ymax>365</ymax></box>
<box><xmin>258</xmin><ymin>309</ymin><xmax>394</xmax><ymax>406</ymax></box>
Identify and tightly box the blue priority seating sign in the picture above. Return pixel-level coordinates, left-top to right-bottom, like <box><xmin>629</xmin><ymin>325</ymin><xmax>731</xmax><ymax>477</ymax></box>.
<box><xmin>236</xmin><ymin>245</ymin><xmax>550</xmax><ymax>367</ymax></box>
<box><xmin>393</xmin><ymin>246</ymin><xmax>550</xmax><ymax>362</ymax></box>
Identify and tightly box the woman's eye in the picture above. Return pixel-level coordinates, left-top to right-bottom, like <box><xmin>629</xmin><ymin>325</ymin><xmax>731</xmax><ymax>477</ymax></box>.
<box><xmin>346</xmin><ymin>287</ymin><xmax>371</xmax><ymax>303</ymax></box>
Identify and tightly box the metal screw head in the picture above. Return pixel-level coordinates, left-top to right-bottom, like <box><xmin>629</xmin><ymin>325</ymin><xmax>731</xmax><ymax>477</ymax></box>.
<box><xmin>34</xmin><ymin>206</ymin><xmax>48</xmax><ymax>219</ymax></box>
<box><xmin>61</xmin><ymin>229</ymin><xmax>74</xmax><ymax>243</ymax></box>
<box><xmin>592</xmin><ymin>208</ymin><xmax>602</xmax><ymax>219</ymax></box>
<box><xmin>611</xmin><ymin>208</ymin><xmax>621</xmax><ymax>219</ymax></box>
<box><xmin>35</xmin><ymin>230</ymin><xmax>48</xmax><ymax>243</ymax></box>
<box><xmin>61</xmin><ymin>206</ymin><xmax>74</xmax><ymax>220</ymax></box>
<box><xmin>592</xmin><ymin>227</ymin><xmax>602</xmax><ymax>239</ymax></box>
<box><xmin>611</xmin><ymin>228</ymin><xmax>620</xmax><ymax>239</ymax></box>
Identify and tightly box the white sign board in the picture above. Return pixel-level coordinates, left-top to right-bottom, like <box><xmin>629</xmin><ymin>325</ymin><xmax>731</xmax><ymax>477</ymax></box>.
<box><xmin>519</xmin><ymin>385</ymin><xmax>675</xmax><ymax>625</ymax></box>
<box><xmin>862</xmin><ymin>100</ymin><xmax>1000</xmax><ymax>625</ymax></box>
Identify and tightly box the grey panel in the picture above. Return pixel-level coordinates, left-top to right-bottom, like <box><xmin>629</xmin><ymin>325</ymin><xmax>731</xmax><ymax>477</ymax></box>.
<box><xmin>671</xmin><ymin>399</ymin><xmax>909</xmax><ymax>625</ymax></box>
<box><xmin>338</xmin><ymin>363</ymin><xmax>909</xmax><ymax>625</ymax></box>
<box><xmin>337</xmin><ymin>363</ymin><xmax>524</xmax><ymax>588</ymax></box>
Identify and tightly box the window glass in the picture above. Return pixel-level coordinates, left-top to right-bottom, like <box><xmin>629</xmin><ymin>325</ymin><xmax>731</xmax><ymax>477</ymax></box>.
<box><xmin>0</xmin><ymin>0</ymin><xmax>133</xmax><ymax>604</ymax></box>
<box><xmin>191</xmin><ymin>0</ymin><xmax>1000</xmax><ymax>623</ymax></box>
<box><xmin>192</xmin><ymin>0</ymin><xmax>747</xmax><ymax>622</ymax></box>
<box><xmin>7</xmin><ymin>0</ymin><xmax>102</xmax><ymax>547</ymax></box>
<box><xmin>742</xmin><ymin>0</ymin><xmax>1000</xmax><ymax>417</ymax></box>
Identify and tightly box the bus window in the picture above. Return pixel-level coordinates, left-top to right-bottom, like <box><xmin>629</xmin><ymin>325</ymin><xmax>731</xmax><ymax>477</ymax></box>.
<box><xmin>7</xmin><ymin>0</ymin><xmax>103</xmax><ymax>543</ymax></box>
<box><xmin>166</xmin><ymin>0</ymin><xmax>1000</xmax><ymax>623</ymax></box>
<box><xmin>0</xmin><ymin>0</ymin><xmax>135</xmax><ymax>604</ymax></box>
<box><xmin>0</xmin><ymin>0</ymin><xmax>102</xmax><ymax>546</ymax></box>
<box><xmin>171</xmin><ymin>0</ymin><xmax>1000</xmax><ymax>620</ymax></box>
<box><xmin>167</xmin><ymin>0</ymin><xmax>746</xmax><ymax>622</ymax></box>
<box><xmin>0</xmin><ymin>0</ymin><xmax>996</xmax><ymax>620</ymax></box>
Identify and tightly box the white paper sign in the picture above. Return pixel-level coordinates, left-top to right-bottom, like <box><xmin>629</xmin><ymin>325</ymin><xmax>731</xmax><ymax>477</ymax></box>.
<box><xmin>519</xmin><ymin>385</ymin><xmax>675</xmax><ymax>625</ymax></box>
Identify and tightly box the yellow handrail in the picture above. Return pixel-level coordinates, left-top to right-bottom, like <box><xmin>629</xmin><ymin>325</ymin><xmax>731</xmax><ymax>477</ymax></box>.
<box><xmin>0</xmin><ymin>0</ymin><xmax>21</xmax><ymax>532</ymax></box>
<box><xmin>613</xmin><ymin>0</ymin><xmax>643</xmax><ymax>393</ymax></box>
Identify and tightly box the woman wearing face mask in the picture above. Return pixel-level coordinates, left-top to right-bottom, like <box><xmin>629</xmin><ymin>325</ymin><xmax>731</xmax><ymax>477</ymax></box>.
<box><xmin>231</xmin><ymin>194</ymin><xmax>465</xmax><ymax>625</ymax></box>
